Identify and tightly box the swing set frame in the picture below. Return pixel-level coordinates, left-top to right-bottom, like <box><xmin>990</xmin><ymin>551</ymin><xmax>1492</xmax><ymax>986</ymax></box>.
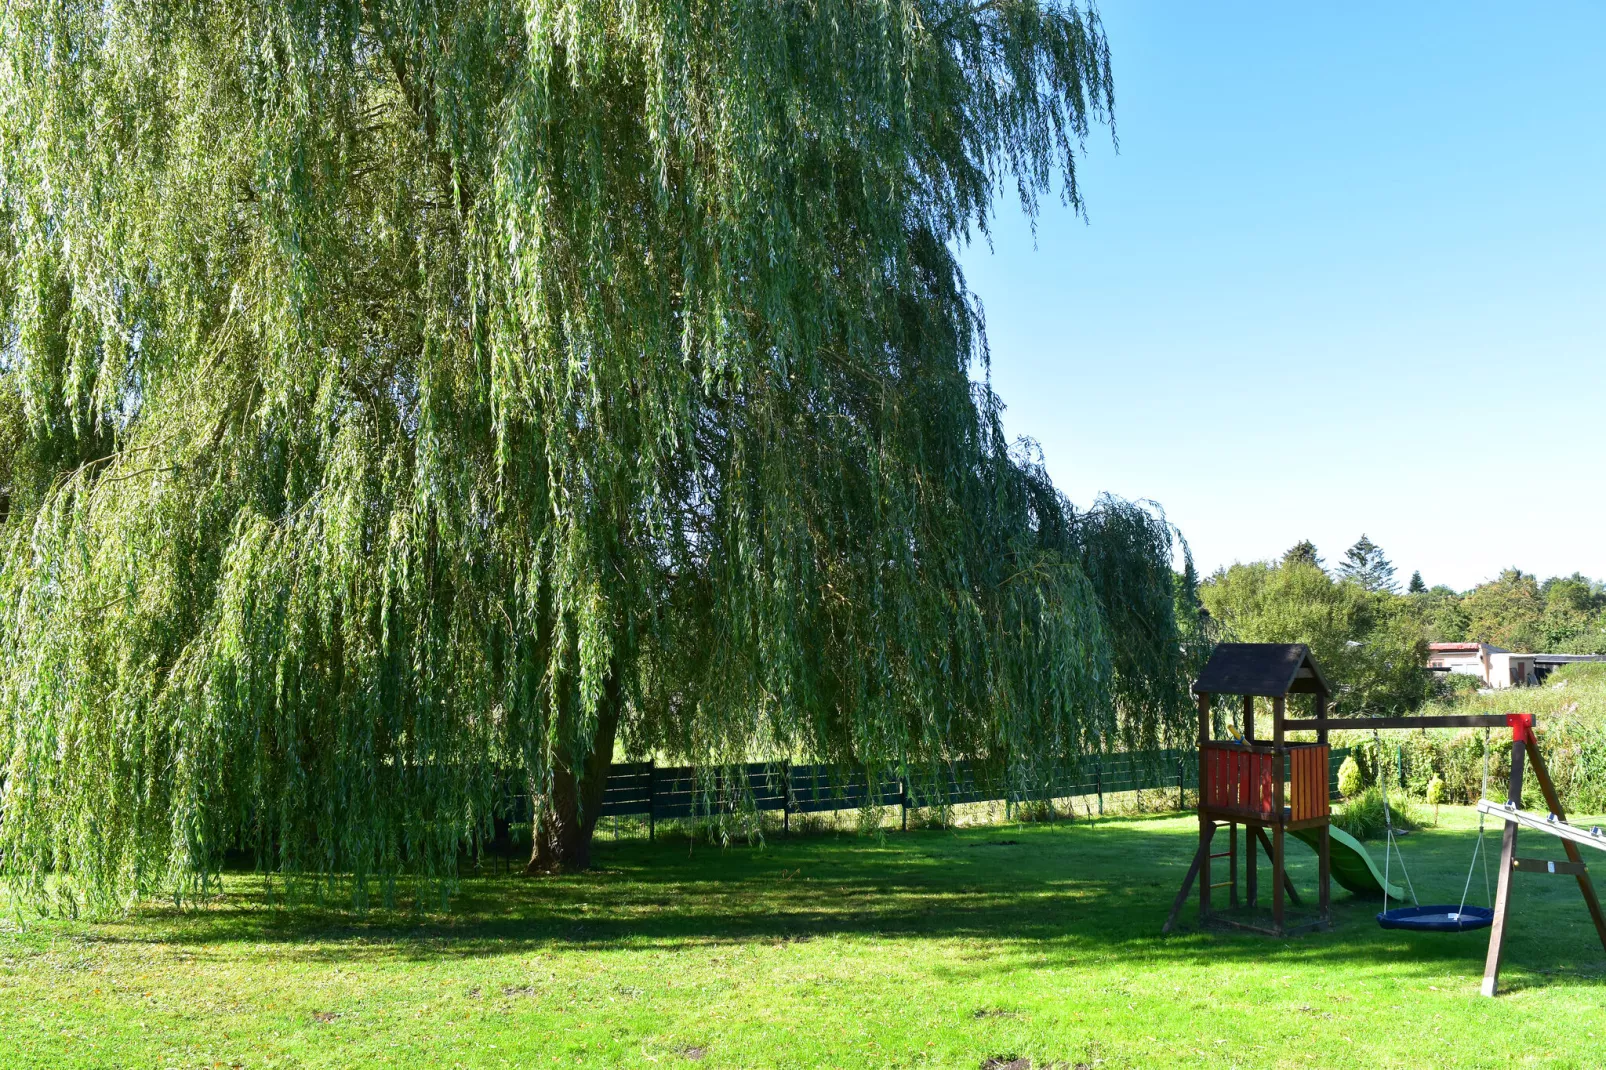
<box><xmin>1164</xmin><ymin>644</ymin><xmax>1606</xmax><ymax>996</ymax></box>
<box><xmin>1299</xmin><ymin>711</ymin><xmax>1606</xmax><ymax>994</ymax></box>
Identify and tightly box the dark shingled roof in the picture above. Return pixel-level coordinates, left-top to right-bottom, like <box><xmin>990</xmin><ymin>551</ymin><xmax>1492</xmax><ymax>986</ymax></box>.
<box><xmin>1192</xmin><ymin>643</ymin><xmax>1331</xmax><ymax>697</ymax></box>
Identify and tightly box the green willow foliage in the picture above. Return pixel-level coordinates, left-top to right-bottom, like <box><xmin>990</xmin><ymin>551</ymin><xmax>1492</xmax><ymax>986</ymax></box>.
<box><xmin>0</xmin><ymin>0</ymin><xmax>1193</xmax><ymax>911</ymax></box>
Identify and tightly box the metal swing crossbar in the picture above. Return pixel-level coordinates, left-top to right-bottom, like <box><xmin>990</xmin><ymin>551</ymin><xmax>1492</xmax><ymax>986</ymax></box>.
<box><xmin>1375</xmin><ymin>727</ymin><xmax>1494</xmax><ymax>933</ymax></box>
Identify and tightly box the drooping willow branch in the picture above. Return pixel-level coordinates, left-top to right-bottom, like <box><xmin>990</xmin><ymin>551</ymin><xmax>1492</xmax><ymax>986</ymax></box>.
<box><xmin>0</xmin><ymin>0</ymin><xmax>1193</xmax><ymax>913</ymax></box>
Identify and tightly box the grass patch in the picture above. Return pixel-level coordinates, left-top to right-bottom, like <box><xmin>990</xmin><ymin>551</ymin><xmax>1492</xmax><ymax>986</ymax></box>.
<box><xmin>2</xmin><ymin>807</ymin><xmax>1603</xmax><ymax>1068</ymax></box>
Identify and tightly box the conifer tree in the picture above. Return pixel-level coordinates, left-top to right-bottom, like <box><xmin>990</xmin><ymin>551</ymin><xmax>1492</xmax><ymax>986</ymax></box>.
<box><xmin>1408</xmin><ymin>571</ymin><xmax>1427</xmax><ymax>595</ymax></box>
<box><xmin>1282</xmin><ymin>540</ymin><xmax>1323</xmax><ymax>570</ymax></box>
<box><xmin>1338</xmin><ymin>535</ymin><xmax>1398</xmax><ymax>593</ymax></box>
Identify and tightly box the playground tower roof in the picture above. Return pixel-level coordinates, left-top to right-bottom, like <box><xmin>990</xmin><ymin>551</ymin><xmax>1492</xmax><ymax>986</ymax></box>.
<box><xmin>1192</xmin><ymin>642</ymin><xmax>1331</xmax><ymax>698</ymax></box>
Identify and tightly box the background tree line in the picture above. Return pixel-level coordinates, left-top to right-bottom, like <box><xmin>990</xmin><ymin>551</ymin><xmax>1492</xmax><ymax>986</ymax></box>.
<box><xmin>1201</xmin><ymin>535</ymin><xmax>1606</xmax><ymax>718</ymax></box>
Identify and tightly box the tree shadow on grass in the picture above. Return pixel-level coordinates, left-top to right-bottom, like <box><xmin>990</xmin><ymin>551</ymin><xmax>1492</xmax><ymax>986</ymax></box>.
<box><xmin>62</xmin><ymin>816</ymin><xmax>1606</xmax><ymax>992</ymax></box>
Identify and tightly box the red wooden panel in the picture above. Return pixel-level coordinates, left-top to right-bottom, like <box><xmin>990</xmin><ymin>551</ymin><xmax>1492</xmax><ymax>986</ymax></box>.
<box><xmin>1258</xmin><ymin>752</ymin><xmax>1275</xmax><ymax>816</ymax></box>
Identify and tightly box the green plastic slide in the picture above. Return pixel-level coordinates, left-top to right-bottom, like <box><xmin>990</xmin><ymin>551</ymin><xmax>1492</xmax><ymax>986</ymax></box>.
<box><xmin>1290</xmin><ymin>825</ymin><xmax>1405</xmax><ymax>900</ymax></box>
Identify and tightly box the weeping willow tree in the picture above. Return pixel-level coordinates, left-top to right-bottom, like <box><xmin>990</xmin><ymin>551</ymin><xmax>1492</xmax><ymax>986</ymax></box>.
<box><xmin>0</xmin><ymin>0</ymin><xmax>1197</xmax><ymax>911</ymax></box>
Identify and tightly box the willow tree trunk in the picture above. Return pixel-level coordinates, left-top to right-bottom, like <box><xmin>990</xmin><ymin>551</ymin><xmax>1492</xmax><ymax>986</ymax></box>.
<box><xmin>526</xmin><ymin>672</ymin><xmax>623</xmax><ymax>874</ymax></box>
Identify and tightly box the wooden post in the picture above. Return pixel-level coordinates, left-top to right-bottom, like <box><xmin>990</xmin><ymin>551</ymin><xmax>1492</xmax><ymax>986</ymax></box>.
<box><xmin>1272</xmin><ymin>696</ymin><xmax>1286</xmax><ymax>933</ymax></box>
<box><xmin>1229</xmin><ymin>822</ymin><xmax>1239</xmax><ymax>908</ymax></box>
<box><xmin>1198</xmin><ymin>691</ymin><xmax>1212</xmax><ymax>923</ymax></box>
<box><xmin>1318</xmin><ymin>824</ymin><xmax>1332</xmax><ymax>925</ymax></box>
<box><xmin>1314</xmin><ymin>693</ymin><xmax>1330</xmax><ymax>924</ymax></box>
<box><xmin>1483</xmin><ymin>733</ymin><xmax>1526</xmax><ymax>996</ymax></box>
<box><xmin>1520</xmin><ymin>734</ymin><xmax>1606</xmax><ymax>954</ymax></box>
<box><xmin>1246</xmin><ymin>818</ymin><xmax>1258</xmax><ymax>908</ymax></box>
<box><xmin>1243</xmin><ymin>694</ymin><xmax>1254</xmax><ymax>742</ymax></box>
<box><xmin>648</xmin><ymin>761</ymin><xmax>657</xmax><ymax>843</ymax></box>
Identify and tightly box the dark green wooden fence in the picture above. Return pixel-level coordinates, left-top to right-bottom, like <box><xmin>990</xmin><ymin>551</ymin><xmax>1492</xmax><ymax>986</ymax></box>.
<box><xmin>574</xmin><ymin>747</ymin><xmax>1352</xmax><ymax>833</ymax></box>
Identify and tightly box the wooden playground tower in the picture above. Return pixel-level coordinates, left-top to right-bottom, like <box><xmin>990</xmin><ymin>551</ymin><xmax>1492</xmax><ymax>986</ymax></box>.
<box><xmin>1165</xmin><ymin>643</ymin><xmax>1335</xmax><ymax>936</ymax></box>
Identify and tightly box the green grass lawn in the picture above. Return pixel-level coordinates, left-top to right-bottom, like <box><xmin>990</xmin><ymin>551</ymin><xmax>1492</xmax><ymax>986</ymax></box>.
<box><xmin>4</xmin><ymin>806</ymin><xmax>1605</xmax><ymax>1069</ymax></box>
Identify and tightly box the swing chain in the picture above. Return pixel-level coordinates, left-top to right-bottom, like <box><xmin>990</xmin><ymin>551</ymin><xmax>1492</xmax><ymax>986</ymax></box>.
<box><xmin>1377</xmin><ymin>730</ymin><xmax>1419</xmax><ymax>913</ymax></box>
<box><xmin>1456</xmin><ymin>727</ymin><xmax>1493</xmax><ymax>917</ymax></box>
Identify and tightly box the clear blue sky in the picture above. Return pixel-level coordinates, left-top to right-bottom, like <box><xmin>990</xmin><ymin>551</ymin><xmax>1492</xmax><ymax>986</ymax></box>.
<box><xmin>961</xmin><ymin>2</ymin><xmax>1606</xmax><ymax>592</ymax></box>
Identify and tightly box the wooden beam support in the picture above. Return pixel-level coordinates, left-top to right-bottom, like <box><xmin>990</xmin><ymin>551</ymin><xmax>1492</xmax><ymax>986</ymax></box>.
<box><xmin>1284</xmin><ymin>714</ymin><xmax>1516</xmax><ymax>733</ymax></box>
<box><xmin>1253</xmin><ymin>825</ymin><xmax>1303</xmax><ymax>907</ymax></box>
<box><xmin>1512</xmin><ymin>857</ymin><xmax>1589</xmax><ymax>877</ymax></box>
<box><xmin>1163</xmin><ymin>838</ymin><xmax>1207</xmax><ymax>934</ymax></box>
<box><xmin>1165</xmin><ymin>823</ymin><xmax>1216</xmax><ymax>934</ymax></box>
<box><xmin>1211</xmin><ymin>915</ymin><xmax>1327</xmax><ymax>938</ymax></box>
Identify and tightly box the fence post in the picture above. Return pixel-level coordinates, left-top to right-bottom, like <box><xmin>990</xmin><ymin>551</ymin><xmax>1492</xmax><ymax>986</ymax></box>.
<box><xmin>1177</xmin><ymin>754</ymin><xmax>1185</xmax><ymax>812</ymax></box>
<box><xmin>648</xmin><ymin>760</ymin><xmax>656</xmax><ymax>843</ymax></box>
<box><xmin>782</xmin><ymin>760</ymin><xmax>791</xmax><ymax>837</ymax></box>
<box><xmin>1096</xmin><ymin>758</ymin><xmax>1104</xmax><ymax>816</ymax></box>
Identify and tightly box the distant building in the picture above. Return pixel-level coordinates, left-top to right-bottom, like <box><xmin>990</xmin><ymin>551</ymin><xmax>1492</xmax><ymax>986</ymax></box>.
<box><xmin>1532</xmin><ymin>653</ymin><xmax>1606</xmax><ymax>683</ymax></box>
<box><xmin>1427</xmin><ymin>642</ymin><xmax>1606</xmax><ymax>688</ymax></box>
<box><xmin>1427</xmin><ymin>642</ymin><xmax>1533</xmax><ymax>688</ymax></box>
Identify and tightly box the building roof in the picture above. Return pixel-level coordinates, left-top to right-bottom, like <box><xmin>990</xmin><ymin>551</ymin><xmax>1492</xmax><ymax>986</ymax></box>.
<box><xmin>1192</xmin><ymin>643</ymin><xmax>1331</xmax><ymax>698</ymax></box>
<box><xmin>1428</xmin><ymin>642</ymin><xmax>1486</xmax><ymax>652</ymax></box>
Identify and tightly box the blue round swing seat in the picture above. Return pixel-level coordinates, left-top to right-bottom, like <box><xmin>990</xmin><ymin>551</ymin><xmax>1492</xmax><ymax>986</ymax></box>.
<box><xmin>1376</xmin><ymin>905</ymin><xmax>1495</xmax><ymax>932</ymax></box>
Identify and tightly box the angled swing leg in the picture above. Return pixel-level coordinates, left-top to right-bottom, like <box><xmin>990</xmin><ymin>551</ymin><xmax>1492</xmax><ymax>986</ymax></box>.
<box><xmin>1483</xmin><ymin>737</ymin><xmax>1525</xmax><ymax>997</ymax></box>
<box><xmin>1523</xmin><ymin>740</ymin><xmax>1606</xmax><ymax>954</ymax></box>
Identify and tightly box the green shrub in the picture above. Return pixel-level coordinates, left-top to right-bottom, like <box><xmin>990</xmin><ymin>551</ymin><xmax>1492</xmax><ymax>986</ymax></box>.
<box><xmin>1326</xmin><ymin>664</ymin><xmax>1606</xmax><ymax>814</ymax></box>
<box><xmin>1426</xmin><ymin>775</ymin><xmax>1445</xmax><ymax>824</ymax></box>
<box><xmin>1337</xmin><ymin>755</ymin><xmax>1362</xmax><ymax>799</ymax></box>
<box><xmin>1333</xmin><ymin>785</ymin><xmax>1422</xmax><ymax>841</ymax></box>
